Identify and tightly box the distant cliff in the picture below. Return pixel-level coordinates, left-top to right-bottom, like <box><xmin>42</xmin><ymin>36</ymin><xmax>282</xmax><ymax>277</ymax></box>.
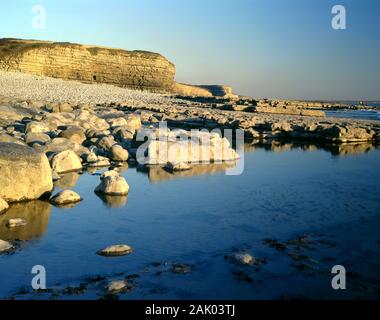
<box><xmin>173</xmin><ymin>83</ymin><xmax>237</xmax><ymax>98</ymax></box>
<box><xmin>0</xmin><ymin>38</ymin><xmax>176</xmax><ymax>92</ymax></box>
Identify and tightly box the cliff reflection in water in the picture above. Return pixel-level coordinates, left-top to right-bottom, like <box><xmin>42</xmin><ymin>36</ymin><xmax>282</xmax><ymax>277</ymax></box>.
<box><xmin>245</xmin><ymin>140</ymin><xmax>379</xmax><ymax>156</ymax></box>
<box><xmin>0</xmin><ymin>200</ymin><xmax>51</xmax><ymax>241</ymax></box>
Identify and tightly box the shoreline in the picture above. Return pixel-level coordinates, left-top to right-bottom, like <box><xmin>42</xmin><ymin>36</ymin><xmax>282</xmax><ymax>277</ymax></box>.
<box><xmin>1</xmin><ymin>70</ymin><xmax>379</xmax><ymax>146</ymax></box>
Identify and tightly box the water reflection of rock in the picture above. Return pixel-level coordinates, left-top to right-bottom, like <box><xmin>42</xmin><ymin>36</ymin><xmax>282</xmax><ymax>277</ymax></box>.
<box><xmin>54</xmin><ymin>172</ymin><xmax>80</xmax><ymax>189</ymax></box>
<box><xmin>95</xmin><ymin>193</ymin><xmax>129</xmax><ymax>208</ymax></box>
<box><xmin>115</xmin><ymin>163</ymin><xmax>129</xmax><ymax>174</ymax></box>
<box><xmin>328</xmin><ymin>143</ymin><xmax>377</xmax><ymax>156</ymax></box>
<box><xmin>0</xmin><ymin>200</ymin><xmax>51</xmax><ymax>240</ymax></box>
<box><xmin>245</xmin><ymin>140</ymin><xmax>378</xmax><ymax>156</ymax></box>
<box><xmin>140</xmin><ymin>161</ymin><xmax>237</xmax><ymax>183</ymax></box>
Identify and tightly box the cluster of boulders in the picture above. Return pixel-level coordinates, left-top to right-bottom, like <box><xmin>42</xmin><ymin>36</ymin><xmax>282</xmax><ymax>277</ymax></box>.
<box><xmin>121</xmin><ymin>100</ymin><xmax>380</xmax><ymax>143</ymax></box>
<box><xmin>0</xmin><ymin>93</ymin><xmax>379</xmax><ymax>230</ymax></box>
<box><xmin>135</xmin><ymin>127</ymin><xmax>240</xmax><ymax>165</ymax></box>
<box><xmin>215</xmin><ymin>99</ymin><xmax>326</xmax><ymax>117</ymax></box>
<box><xmin>0</xmin><ymin>103</ymin><xmax>140</xmax><ymax>241</ymax></box>
<box><xmin>0</xmin><ymin>98</ymin><xmax>242</xmax><ymax>232</ymax></box>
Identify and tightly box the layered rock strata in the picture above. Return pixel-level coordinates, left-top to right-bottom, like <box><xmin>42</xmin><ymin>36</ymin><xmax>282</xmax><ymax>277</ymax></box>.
<box><xmin>0</xmin><ymin>39</ymin><xmax>176</xmax><ymax>92</ymax></box>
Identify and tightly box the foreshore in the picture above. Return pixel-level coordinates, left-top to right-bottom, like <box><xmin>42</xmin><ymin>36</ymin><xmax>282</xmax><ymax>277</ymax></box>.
<box><xmin>1</xmin><ymin>70</ymin><xmax>379</xmax><ymax>145</ymax></box>
<box><xmin>0</xmin><ymin>70</ymin><xmax>379</xmax><ymax>300</ymax></box>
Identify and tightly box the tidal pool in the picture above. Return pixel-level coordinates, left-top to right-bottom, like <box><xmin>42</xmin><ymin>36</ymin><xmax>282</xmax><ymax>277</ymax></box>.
<box><xmin>1</xmin><ymin>142</ymin><xmax>380</xmax><ymax>300</ymax></box>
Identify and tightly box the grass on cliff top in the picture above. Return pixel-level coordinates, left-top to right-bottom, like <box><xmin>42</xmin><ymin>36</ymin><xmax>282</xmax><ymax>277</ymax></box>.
<box><xmin>0</xmin><ymin>38</ymin><xmax>164</xmax><ymax>60</ymax></box>
<box><xmin>0</xmin><ymin>39</ymin><xmax>48</xmax><ymax>59</ymax></box>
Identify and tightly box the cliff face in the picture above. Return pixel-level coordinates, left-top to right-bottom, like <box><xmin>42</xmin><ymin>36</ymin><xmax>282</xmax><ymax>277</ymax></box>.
<box><xmin>0</xmin><ymin>39</ymin><xmax>176</xmax><ymax>92</ymax></box>
<box><xmin>173</xmin><ymin>83</ymin><xmax>237</xmax><ymax>98</ymax></box>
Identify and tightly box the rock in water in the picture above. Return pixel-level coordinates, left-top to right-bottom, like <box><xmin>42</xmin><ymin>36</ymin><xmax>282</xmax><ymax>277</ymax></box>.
<box><xmin>0</xmin><ymin>239</ymin><xmax>13</xmax><ymax>253</ymax></box>
<box><xmin>50</xmin><ymin>190</ymin><xmax>82</xmax><ymax>205</ymax></box>
<box><xmin>100</xmin><ymin>170</ymin><xmax>120</xmax><ymax>180</ymax></box>
<box><xmin>95</xmin><ymin>176</ymin><xmax>129</xmax><ymax>196</ymax></box>
<box><xmin>107</xmin><ymin>280</ymin><xmax>128</xmax><ymax>293</ymax></box>
<box><xmin>110</xmin><ymin>145</ymin><xmax>129</xmax><ymax>162</ymax></box>
<box><xmin>140</xmin><ymin>130</ymin><xmax>240</xmax><ymax>165</ymax></box>
<box><xmin>97</xmin><ymin>244</ymin><xmax>133</xmax><ymax>257</ymax></box>
<box><xmin>84</xmin><ymin>152</ymin><xmax>98</xmax><ymax>164</ymax></box>
<box><xmin>0</xmin><ymin>143</ymin><xmax>53</xmax><ymax>202</ymax></box>
<box><xmin>165</xmin><ymin>162</ymin><xmax>191</xmax><ymax>172</ymax></box>
<box><xmin>87</xmin><ymin>156</ymin><xmax>111</xmax><ymax>168</ymax></box>
<box><xmin>50</xmin><ymin>150</ymin><xmax>82</xmax><ymax>174</ymax></box>
<box><xmin>0</xmin><ymin>200</ymin><xmax>51</xmax><ymax>241</ymax></box>
<box><xmin>232</xmin><ymin>253</ymin><xmax>255</xmax><ymax>266</ymax></box>
<box><xmin>7</xmin><ymin>218</ymin><xmax>27</xmax><ymax>228</ymax></box>
<box><xmin>0</xmin><ymin>197</ymin><xmax>9</xmax><ymax>214</ymax></box>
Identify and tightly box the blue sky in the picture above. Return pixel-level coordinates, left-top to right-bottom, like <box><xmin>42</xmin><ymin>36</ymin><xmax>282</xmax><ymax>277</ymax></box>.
<box><xmin>0</xmin><ymin>0</ymin><xmax>379</xmax><ymax>100</ymax></box>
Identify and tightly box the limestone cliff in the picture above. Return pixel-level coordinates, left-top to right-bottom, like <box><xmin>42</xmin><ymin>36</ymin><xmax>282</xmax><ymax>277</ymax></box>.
<box><xmin>173</xmin><ymin>83</ymin><xmax>213</xmax><ymax>97</ymax></box>
<box><xmin>0</xmin><ymin>38</ymin><xmax>176</xmax><ymax>92</ymax></box>
<box><xmin>173</xmin><ymin>83</ymin><xmax>237</xmax><ymax>98</ymax></box>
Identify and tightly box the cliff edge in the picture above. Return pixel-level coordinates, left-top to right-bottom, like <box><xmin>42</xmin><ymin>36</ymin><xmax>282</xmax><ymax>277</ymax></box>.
<box><xmin>0</xmin><ymin>38</ymin><xmax>176</xmax><ymax>92</ymax></box>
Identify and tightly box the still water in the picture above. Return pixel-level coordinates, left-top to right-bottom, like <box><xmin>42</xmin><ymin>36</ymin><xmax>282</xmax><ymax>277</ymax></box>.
<box><xmin>325</xmin><ymin>102</ymin><xmax>380</xmax><ymax>121</ymax></box>
<box><xmin>326</xmin><ymin>109</ymin><xmax>380</xmax><ymax>121</ymax></box>
<box><xmin>1</xmin><ymin>142</ymin><xmax>380</xmax><ymax>300</ymax></box>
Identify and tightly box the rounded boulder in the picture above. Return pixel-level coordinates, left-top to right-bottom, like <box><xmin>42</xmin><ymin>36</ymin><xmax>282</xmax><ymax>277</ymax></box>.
<box><xmin>0</xmin><ymin>143</ymin><xmax>53</xmax><ymax>202</ymax></box>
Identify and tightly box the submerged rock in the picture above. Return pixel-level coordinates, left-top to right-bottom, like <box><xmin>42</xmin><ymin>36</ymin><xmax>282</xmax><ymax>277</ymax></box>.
<box><xmin>7</xmin><ymin>218</ymin><xmax>27</xmax><ymax>228</ymax></box>
<box><xmin>97</xmin><ymin>244</ymin><xmax>133</xmax><ymax>257</ymax></box>
<box><xmin>172</xmin><ymin>263</ymin><xmax>192</xmax><ymax>274</ymax></box>
<box><xmin>50</xmin><ymin>190</ymin><xmax>82</xmax><ymax>206</ymax></box>
<box><xmin>0</xmin><ymin>197</ymin><xmax>9</xmax><ymax>214</ymax></box>
<box><xmin>50</xmin><ymin>150</ymin><xmax>82</xmax><ymax>174</ymax></box>
<box><xmin>232</xmin><ymin>253</ymin><xmax>255</xmax><ymax>266</ymax></box>
<box><xmin>165</xmin><ymin>161</ymin><xmax>191</xmax><ymax>172</ymax></box>
<box><xmin>107</xmin><ymin>280</ymin><xmax>128</xmax><ymax>293</ymax></box>
<box><xmin>0</xmin><ymin>200</ymin><xmax>51</xmax><ymax>241</ymax></box>
<box><xmin>0</xmin><ymin>143</ymin><xmax>53</xmax><ymax>202</ymax></box>
<box><xmin>0</xmin><ymin>239</ymin><xmax>13</xmax><ymax>253</ymax></box>
<box><xmin>95</xmin><ymin>176</ymin><xmax>129</xmax><ymax>196</ymax></box>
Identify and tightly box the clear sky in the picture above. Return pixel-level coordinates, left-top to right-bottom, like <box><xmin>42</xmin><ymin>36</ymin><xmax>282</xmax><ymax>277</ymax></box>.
<box><xmin>0</xmin><ymin>0</ymin><xmax>379</xmax><ymax>100</ymax></box>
